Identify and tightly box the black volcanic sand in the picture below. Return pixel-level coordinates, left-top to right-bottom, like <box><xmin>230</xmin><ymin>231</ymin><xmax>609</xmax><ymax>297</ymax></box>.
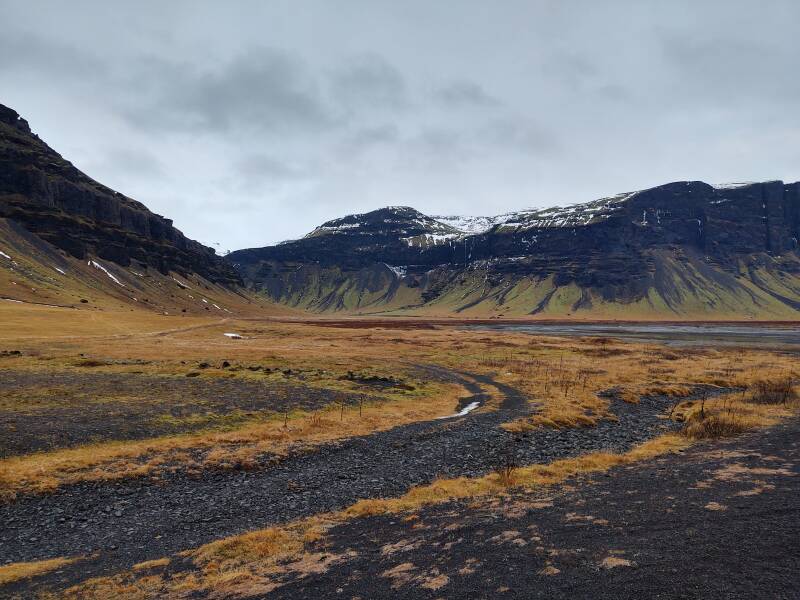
<box><xmin>0</xmin><ymin>368</ymin><xmax>730</xmax><ymax>596</ymax></box>
<box><xmin>0</xmin><ymin>370</ymin><xmax>376</xmax><ymax>457</ymax></box>
<box><xmin>267</xmin><ymin>419</ymin><xmax>800</xmax><ymax>600</ymax></box>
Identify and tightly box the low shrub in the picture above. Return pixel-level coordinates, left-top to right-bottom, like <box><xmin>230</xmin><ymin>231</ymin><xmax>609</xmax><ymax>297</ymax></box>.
<box><xmin>748</xmin><ymin>379</ymin><xmax>797</xmax><ymax>405</ymax></box>
<box><xmin>492</xmin><ymin>445</ymin><xmax>518</xmax><ymax>487</ymax></box>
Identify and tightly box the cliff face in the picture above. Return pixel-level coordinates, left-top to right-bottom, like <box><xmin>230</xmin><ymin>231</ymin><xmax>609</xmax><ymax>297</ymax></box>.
<box><xmin>230</xmin><ymin>182</ymin><xmax>800</xmax><ymax>318</ymax></box>
<box><xmin>0</xmin><ymin>104</ymin><xmax>240</xmax><ymax>286</ymax></box>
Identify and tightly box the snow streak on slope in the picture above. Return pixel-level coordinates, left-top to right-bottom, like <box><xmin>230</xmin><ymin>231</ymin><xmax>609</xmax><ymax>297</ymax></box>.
<box><xmin>89</xmin><ymin>260</ymin><xmax>125</xmax><ymax>287</ymax></box>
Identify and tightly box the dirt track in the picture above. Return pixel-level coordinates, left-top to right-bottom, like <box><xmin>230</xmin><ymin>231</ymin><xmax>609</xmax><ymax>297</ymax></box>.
<box><xmin>0</xmin><ymin>367</ymin><xmax>697</xmax><ymax>596</ymax></box>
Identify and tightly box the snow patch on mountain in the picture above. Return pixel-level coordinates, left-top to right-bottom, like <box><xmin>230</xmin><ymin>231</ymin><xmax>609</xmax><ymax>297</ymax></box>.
<box><xmin>384</xmin><ymin>264</ymin><xmax>407</xmax><ymax>278</ymax></box>
<box><xmin>433</xmin><ymin>191</ymin><xmax>640</xmax><ymax>235</ymax></box>
<box><xmin>489</xmin><ymin>191</ymin><xmax>637</xmax><ymax>231</ymax></box>
<box><xmin>712</xmin><ymin>182</ymin><xmax>755</xmax><ymax>190</ymax></box>
<box><xmin>318</xmin><ymin>222</ymin><xmax>361</xmax><ymax>232</ymax></box>
<box><xmin>432</xmin><ymin>215</ymin><xmax>499</xmax><ymax>235</ymax></box>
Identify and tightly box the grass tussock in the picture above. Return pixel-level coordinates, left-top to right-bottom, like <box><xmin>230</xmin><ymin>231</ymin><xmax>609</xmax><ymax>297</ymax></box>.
<box><xmin>131</xmin><ymin>558</ymin><xmax>170</xmax><ymax>572</ymax></box>
<box><xmin>749</xmin><ymin>378</ymin><xmax>797</xmax><ymax>405</ymax></box>
<box><xmin>678</xmin><ymin>381</ymin><xmax>799</xmax><ymax>440</ymax></box>
<box><xmin>682</xmin><ymin>413</ymin><xmax>751</xmax><ymax>439</ymax></box>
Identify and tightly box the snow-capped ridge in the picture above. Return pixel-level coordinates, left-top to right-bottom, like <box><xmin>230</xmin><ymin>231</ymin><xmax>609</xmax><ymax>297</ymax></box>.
<box><xmin>292</xmin><ymin>179</ymin><xmax>794</xmax><ymax>247</ymax></box>
<box><xmin>303</xmin><ymin>205</ymin><xmax>461</xmax><ymax>247</ymax></box>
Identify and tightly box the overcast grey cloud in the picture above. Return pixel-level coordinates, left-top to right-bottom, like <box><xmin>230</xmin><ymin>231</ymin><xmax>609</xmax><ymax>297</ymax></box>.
<box><xmin>1</xmin><ymin>0</ymin><xmax>799</xmax><ymax>250</ymax></box>
<box><xmin>122</xmin><ymin>48</ymin><xmax>335</xmax><ymax>135</ymax></box>
<box><xmin>331</xmin><ymin>54</ymin><xmax>408</xmax><ymax>112</ymax></box>
<box><xmin>436</xmin><ymin>82</ymin><xmax>500</xmax><ymax>108</ymax></box>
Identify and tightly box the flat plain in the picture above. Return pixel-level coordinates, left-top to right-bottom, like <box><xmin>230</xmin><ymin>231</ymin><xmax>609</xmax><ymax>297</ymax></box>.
<box><xmin>0</xmin><ymin>303</ymin><xmax>798</xmax><ymax>598</ymax></box>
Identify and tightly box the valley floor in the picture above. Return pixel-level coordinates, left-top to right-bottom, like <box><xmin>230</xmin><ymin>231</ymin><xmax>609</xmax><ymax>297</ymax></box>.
<box><xmin>0</xmin><ymin>305</ymin><xmax>797</xmax><ymax>598</ymax></box>
<box><xmin>0</xmin><ymin>368</ymin><xmax>692</xmax><ymax>588</ymax></box>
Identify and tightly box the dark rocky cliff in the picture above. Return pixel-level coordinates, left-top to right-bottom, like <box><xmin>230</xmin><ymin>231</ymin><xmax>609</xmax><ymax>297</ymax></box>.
<box><xmin>230</xmin><ymin>181</ymin><xmax>800</xmax><ymax>317</ymax></box>
<box><xmin>0</xmin><ymin>104</ymin><xmax>240</xmax><ymax>285</ymax></box>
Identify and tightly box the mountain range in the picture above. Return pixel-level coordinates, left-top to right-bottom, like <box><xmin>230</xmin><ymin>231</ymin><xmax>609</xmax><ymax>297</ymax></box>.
<box><xmin>230</xmin><ymin>182</ymin><xmax>800</xmax><ymax>318</ymax></box>
<box><xmin>2</xmin><ymin>102</ymin><xmax>799</xmax><ymax>319</ymax></box>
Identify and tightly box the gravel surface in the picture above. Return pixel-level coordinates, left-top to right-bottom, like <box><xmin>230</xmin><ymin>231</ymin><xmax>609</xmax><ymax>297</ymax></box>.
<box><xmin>0</xmin><ymin>367</ymin><xmax>730</xmax><ymax>595</ymax></box>
<box><xmin>270</xmin><ymin>418</ymin><xmax>800</xmax><ymax>599</ymax></box>
<box><xmin>0</xmin><ymin>370</ymin><xmax>372</xmax><ymax>457</ymax></box>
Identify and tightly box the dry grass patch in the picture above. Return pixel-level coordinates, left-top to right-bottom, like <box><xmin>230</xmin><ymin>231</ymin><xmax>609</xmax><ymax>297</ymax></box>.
<box><xmin>598</xmin><ymin>556</ymin><xmax>636</xmax><ymax>569</ymax></box>
<box><xmin>494</xmin><ymin>340</ymin><xmax>798</xmax><ymax>436</ymax></box>
<box><xmin>0</xmin><ymin>556</ymin><xmax>80</xmax><ymax>586</ymax></box>
<box><xmin>677</xmin><ymin>382</ymin><xmax>799</xmax><ymax>441</ymax></box>
<box><xmin>749</xmin><ymin>378</ymin><xmax>797</xmax><ymax>405</ymax></box>
<box><xmin>62</xmin><ymin>516</ymin><xmax>337</xmax><ymax>599</ymax></box>
<box><xmin>683</xmin><ymin>413</ymin><xmax>752</xmax><ymax>439</ymax></box>
<box><xmin>131</xmin><ymin>558</ymin><xmax>170</xmax><ymax>572</ymax></box>
<box><xmin>3</xmin><ymin>308</ymin><xmax>796</xmax><ymax>448</ymax></box>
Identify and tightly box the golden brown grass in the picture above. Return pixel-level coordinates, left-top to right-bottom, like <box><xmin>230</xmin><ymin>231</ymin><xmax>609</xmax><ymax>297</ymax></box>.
<box><xmin>131</xmin><ymin>558</ymin><xmax>170</xmax><ymax>572</ymax></box>
<box><xmin>485</xmin><ymin>341</ymin><xmax>798</xmax><ymax>435</ymax></box>
<box><xmin>0</xmin><ymin>301</ymin><xmax>219</xmax><ymax>342</ymax></box>
<box><xmin>2</xmin><ymin>304</ymin><xmax>798</xmax><ymax>496</ymax></box>
<box><xmin>3</xmin><ymin>288</ymin><xmax>799</xmax><ymax>597</ymax></box>
<box><xmin>0</xmin><ymin>556</ymin><xmax>80</xmax><ymax>586</ymax></box>
<box><xmin>677</xmin><ymin>383</ymin><xmax>799</xmax><ymax>440</ymax></box>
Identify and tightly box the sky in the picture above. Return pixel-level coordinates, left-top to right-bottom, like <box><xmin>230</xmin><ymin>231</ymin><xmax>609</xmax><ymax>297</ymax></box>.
<box><xmin>2</xmin><ymin>1</ymin><xmax>800</xmax><ymax>252</ymax></box>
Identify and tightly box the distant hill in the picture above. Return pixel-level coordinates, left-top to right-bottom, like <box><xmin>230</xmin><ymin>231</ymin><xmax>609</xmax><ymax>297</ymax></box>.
<box><xmin>0</xmin><ymin>103</ymin><xmax>284</xmax><ymax>315</ymax></box>
<box><xmin>230</xmin><ymin>182</ymin><xmax>800</xmax><ymax>319</ymax></box>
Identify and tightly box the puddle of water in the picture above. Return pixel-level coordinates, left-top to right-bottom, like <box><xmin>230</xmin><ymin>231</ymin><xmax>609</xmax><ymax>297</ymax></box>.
<box><xmin>437</xmin><ymin>401</ymin><xmax>481</xmax><ymax>419</ymax></box>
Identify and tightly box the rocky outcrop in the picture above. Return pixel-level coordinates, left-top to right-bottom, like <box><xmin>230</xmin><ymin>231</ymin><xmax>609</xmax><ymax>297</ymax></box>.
<box><xmin>230</xmin><ymin>182</ymin><xmax>800</xmax><ymax>317</ymax></box>
<box><xmin>0</xmin><ymin>104</ymin><xmax>240</xmax><ymax>285</ymax></box>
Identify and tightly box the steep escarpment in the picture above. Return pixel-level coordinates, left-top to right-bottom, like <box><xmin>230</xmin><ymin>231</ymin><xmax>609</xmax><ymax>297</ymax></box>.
<box><xmin>0</xmin><ymin>104</ymin><xmax>240</xmax><ymax>286</ymax></box>
<box><xmin>230</xmin><ymin>182</ymin><xmax>800</xmax><ymax>318</ymax></box>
